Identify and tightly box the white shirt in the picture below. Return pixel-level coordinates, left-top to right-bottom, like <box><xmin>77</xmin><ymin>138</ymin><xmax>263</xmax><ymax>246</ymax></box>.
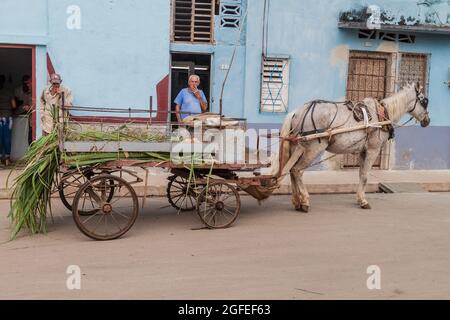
<box><xmin>40</xmin><ymin>85</ymin><xmax>73</xmax><ymax>133</ymax></box>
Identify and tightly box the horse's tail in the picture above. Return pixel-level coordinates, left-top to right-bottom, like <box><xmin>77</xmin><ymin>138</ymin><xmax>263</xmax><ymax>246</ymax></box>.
<box><xmin>270</xmin><ymin>112</ymin><xmax>295</xmax><ymax>177</ymax></box>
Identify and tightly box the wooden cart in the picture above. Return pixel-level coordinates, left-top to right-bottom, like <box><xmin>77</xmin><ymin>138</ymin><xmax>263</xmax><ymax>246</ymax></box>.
<box><xmin>56</xmin><ymin>106</ymin><xmax>275</xmax><ymax>241</ymax></box>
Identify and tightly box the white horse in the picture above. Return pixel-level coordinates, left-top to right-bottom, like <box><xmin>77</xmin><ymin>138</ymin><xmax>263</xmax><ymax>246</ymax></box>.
<box><xmin>274</xmin><ymin>83</ymin><xmax>430</xmax><ymax>212</ymax></box>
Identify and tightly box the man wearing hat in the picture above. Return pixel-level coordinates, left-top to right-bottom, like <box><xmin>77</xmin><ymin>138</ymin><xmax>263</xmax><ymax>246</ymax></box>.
<box><xmin>39</xmin><ymin>73</ymin><xmax>73</xmax><ymax>134</ymax></box>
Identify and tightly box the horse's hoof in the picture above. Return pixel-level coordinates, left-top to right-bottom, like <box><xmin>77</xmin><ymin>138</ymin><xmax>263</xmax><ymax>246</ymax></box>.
<box><xmin>300</xmin><ymin>205</ymin><xmax>310</xmax><ymax>213</ymax></box>
<box><xmin>361</xmin><ymin>203</ymin><xmax>372</xmax><ymax>210</ymax></box>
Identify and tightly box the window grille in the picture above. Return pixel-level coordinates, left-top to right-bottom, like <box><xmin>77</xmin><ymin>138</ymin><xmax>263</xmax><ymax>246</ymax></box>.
<box><xmin>219</xmin><ymin>1</ymin><xmax>242</xmax><ymax>28</ymax></box>
<box><xmin>358</xmin><ymin>30</ymin><xmax>416</xmax><ymax>44</ymax></box>
<box><xmin>398</xmin><ymin>53</ymin><xmax>429</xmax><ymax>93</ymax></box>
<box><xmin>260</xmin><ymin>56</ymin><xmax>290</xmax><ymax>113</ymax></box>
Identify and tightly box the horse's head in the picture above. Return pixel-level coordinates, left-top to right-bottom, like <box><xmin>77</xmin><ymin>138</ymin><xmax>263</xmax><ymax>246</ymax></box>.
<box><xmin>408</xmin><ymin>82</ymin><xmax>430</xmax><ymax>127</ymax></box>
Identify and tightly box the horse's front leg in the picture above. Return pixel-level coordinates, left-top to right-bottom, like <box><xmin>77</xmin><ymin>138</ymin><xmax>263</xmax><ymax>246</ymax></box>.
<box><xmin>357</xmin><ymin>149</ymin><xmax>381</xmax><ymax>209</ymax></box>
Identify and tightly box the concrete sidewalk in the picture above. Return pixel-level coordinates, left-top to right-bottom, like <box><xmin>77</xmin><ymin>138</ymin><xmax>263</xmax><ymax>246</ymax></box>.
<box><xmin>1</xmin><ymin>167</ymin><xmax>449</xmax><ymax>199</ymax></box>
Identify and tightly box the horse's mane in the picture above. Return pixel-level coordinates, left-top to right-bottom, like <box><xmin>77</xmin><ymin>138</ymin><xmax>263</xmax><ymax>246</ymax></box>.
<box><xmin>382</xmin><ymin>84</ymin><xmax>415</xmax><ymax>122</ymax></box>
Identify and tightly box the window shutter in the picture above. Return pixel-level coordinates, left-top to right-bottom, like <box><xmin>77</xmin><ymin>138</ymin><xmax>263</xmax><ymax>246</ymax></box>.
<box><xmin>172</xmin><ymin>0</ymin><xmax>215</xmax><ymax>43</ymax></box>
<box><xmin>260</xmin><ymin>57</ymin><xmax>290</xmax><ymax>113</ymax></box>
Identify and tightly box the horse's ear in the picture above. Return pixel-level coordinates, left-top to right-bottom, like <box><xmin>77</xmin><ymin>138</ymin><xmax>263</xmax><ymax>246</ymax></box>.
<box><xmin>415</xmin><ymin>82</ymin><xmax>421</xmax><ymax>91</ymax></box>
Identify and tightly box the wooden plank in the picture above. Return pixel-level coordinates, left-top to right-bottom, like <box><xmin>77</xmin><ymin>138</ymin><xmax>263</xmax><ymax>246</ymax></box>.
<box><xmin>296</xmin><ymin>121</ymin><xmax>392</xmax><ymax>142</ymax></box>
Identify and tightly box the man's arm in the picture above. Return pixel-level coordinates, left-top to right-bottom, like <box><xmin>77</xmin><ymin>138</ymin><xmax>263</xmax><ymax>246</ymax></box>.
<box><xmin>10</xmin><ymin>88</ymin><xmax>19</xmax><ymax>110</ymax></box>
<box><xmin>175</xmin><ymin>104</ymin><xmax>182</xmax><ymax>123</ymax></box>
<box><xmin>63</xmin><ymin>88</ymin><xmax>74</xmax><ymax>107</ymax></box>
<box><xmin>194</xmin><ymin>90</ymin><xmax>208</xmax><ymax>112</ymax></box>
<box><xmin>10</xmin><ymin>97</ymin><xmax>16</xmax><ymax>110</ymax></box>
<box><xmin>199</xmin><ymin>98</ymin><xmax>208</xmax><ymax>112</ymax></box>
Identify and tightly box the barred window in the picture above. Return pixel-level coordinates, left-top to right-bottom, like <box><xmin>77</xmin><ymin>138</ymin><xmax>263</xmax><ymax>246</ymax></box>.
<box><xmin>172</xmin><ymin>0</ymin><xmax>215</xmax><ymax>43</ymax></box>
<box><xmin>260</xmin><ymin>56</ymin><xmax>290</xmax><ymax>113</ymax></box>
<box><xmin>398</xmin><ymin>53</ymin><xmax>429</xmax><ymax>93</ymax></box>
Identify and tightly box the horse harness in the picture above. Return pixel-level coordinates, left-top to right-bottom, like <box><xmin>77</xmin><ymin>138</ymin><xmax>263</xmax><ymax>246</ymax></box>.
<box><xmin>375</xmin><ymin>100</ymin><xmax>395</xmax><ymax>140</ymax></box>
<box><xmin>298</xmin><ymin>99</ymin><xmax>395</xmax><ymax>143</ymax></box>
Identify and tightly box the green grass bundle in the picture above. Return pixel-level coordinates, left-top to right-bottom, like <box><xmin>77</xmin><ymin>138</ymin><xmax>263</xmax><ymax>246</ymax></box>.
<box><xmin>62</xmin><ymin>152</ymin><xmax>171</xmax><ymax>167</ymax></box>
<box><xmin>8</xmin><ymin>131</ymin><xmax>59</xmax><ymax>239</ymax></box>
<box><xmin>65</xmin><ymin>125</ymin><xmax>168</xmax><ymax>143</ymax></box>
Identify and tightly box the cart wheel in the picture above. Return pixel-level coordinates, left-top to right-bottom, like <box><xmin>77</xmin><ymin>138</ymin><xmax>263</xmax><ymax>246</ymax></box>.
<box><xmin>60</xmin><ymin>170</ymin><xmax>115</xmax><ymax>216</ymax></box>
<box><xmin>167</xmin><ymin>175</ymin><xmax>197</xmax><ymax>211</ymax></box>
<box><xmin>72</xmin><ymin>175</ymin><xmax>138</xmax><ymax>241</ymax></box>
<box><xmin>197</xmin><ymin>182</ymin><xmax>241</xmax><ymax>229</ymax></box>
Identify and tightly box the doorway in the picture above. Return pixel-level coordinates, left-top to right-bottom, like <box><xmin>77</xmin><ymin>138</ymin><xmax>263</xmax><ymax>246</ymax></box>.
<box><xmin>344</xmin><ymin>50</ymin><xmax>395</xmax><ymax>169</ymax></box>
<box><xmin>170</xmin><ymin>53</ymin><xmax>211</xmax><ymax>122</ymax></box>
<box><xmin>0</xmin><ymin>46</ymin><xmax>35</xmax><ymax>162</ymax></box>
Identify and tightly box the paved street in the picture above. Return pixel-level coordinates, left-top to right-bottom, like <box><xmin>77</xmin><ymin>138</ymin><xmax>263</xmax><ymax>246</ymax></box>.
<box><xmin>1</xmin><ymin>193</ymin><xmax>450</xmax><ymax>300</ymax></box>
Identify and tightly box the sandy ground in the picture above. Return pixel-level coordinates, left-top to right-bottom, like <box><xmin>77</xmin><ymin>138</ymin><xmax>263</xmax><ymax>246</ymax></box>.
<box><xmin>1</xmin><ymin>193</ymin><xmax>450</xmax><ymax>300</ymax></box>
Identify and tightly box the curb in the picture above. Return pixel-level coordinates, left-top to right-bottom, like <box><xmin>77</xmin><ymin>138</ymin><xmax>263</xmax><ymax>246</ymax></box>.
<box><xmin>0</xmin><ymin>183</ymin><xmax>382</xmax><ymax>200</ymax></box>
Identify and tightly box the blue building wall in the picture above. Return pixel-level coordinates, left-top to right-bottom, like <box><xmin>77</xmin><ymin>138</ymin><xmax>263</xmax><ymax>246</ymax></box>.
<box><xmin>1</xmin><ymin>0</ymin><xmax>449</xmax><ymax>169</ymax></box>
<box><xmin>47</xmin><ymin>0</ymin><xmax>171</xmax><ymax>113</ymax></box>
<box><xmin>241</xmin><ymin>0</ymin><xmax>450</xmax><ymax>169</ymax></box>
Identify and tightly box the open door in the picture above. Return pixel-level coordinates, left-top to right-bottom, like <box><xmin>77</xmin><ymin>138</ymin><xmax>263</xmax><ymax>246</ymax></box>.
<box><xmin>0</xmin><ymin>45</ymin><xmax>35</xmax><ymax>162</ymax></box>
<box><xmin>170</xmin><ymin>53</ymin><xmax>211</xmax><ymax>122</ymax></box>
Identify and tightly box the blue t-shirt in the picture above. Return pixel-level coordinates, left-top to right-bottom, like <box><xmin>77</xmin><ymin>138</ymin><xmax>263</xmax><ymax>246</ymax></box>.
<box><xmin>174</xmin><ymin>88</ymin><xmax>207</xmax><ymax>120</ymax></box>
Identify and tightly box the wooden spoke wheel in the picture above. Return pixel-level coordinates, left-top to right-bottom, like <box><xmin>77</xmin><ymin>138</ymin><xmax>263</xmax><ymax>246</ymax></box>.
<box><xmin>197</xmin><ymin>182</ymin><xmax>241</xmax><ymax>229</ymax></box>
<box><xmin>72</xmin><ymin>175</ymin><xmax>139</xmax><ymax>241</ymax></box>
<box><xmin>59</xmin><ymin>170</ymin><xmax>115</xmax><ymax>216</ymax></box>
<box><xmin>167</xmin><ymin>175</ymin><xmax>197</xmax><ymax>212</ymax></box>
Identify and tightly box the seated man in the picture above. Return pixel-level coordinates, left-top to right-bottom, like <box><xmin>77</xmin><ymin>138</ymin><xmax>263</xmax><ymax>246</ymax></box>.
<box><xmin>174</xmin><ymin>75</ymin><xmax>208</xmax><ymax>123</ymax></box>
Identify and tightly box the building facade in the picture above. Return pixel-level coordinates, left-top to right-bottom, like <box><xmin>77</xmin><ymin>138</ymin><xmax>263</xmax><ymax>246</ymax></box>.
<box><xmin>1</xmin><ymin>0</ymin><xmax>449</xmax><ymax>169</ymax></box>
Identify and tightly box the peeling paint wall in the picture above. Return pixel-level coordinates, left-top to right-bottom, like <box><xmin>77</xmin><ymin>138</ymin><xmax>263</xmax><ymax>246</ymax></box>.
<box><xmin>339</xmin><ymin>0</ymin><xmax>450</xmax><ymax>26</ymax></box>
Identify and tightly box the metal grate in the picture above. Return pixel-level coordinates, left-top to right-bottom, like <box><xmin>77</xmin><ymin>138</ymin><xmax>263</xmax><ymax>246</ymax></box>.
<box><xmin>344</xmin><ymin>52</ymin><xmax>394</xmax><ymax>168</ymax></box>
<box><xmin>398</xmin><ymin>53</ymin><xmax>428</xmax><ymax>92</ymax></box>
<box><xmin>172</xmin><ymin>0</ymin><xmax>215</xmax><ymax>43</ymax></box>
<box><xmin>346</xmin><ymin>57</ymin><xmax>387</xmax><ymax>101</ymax></box>
<box><xmin>358</xmin><ymin>30</ymin><xmax>415</xmax><ymax>44</ymax></box>
<box><xmin>260</xmin><ymin>56</ymin><xmax>290</xmax><ymax>113</ymax></box>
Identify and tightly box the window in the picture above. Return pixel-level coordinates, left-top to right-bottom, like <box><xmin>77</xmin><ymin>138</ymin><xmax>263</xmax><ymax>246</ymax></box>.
<box><xmin>172</xmin><ymin>0</ymin><xmax>215</xmax><ymax>43</ymax></box>
<box><xmin>346</xmin><ymin>55</ymin><xmax>388</xmax><ymax>101</ymax></box>
<box><xmin>358</xmin><ymin>30</ymin><xmax>416</xmax><ymax>44</ymax></box>
<box><xmin>398</xmin><ymin>53</ymin><xmax>429</xmax><ymax>92</ymax></box>
<box><xmin>378</xmin><ymin>32</ymin><xmax>397</xmax><ymax>42</ymax></box>
<box><xmin>220</xmin><ymin>1</ymin><xmax>242</xmax><ymax>28</ymax></box>
<box><xmin>260</xmin><ymin>56</ymin><xmax>290</xmax><ymax>113</ymax></box>
<box><xmin>398</xmin><ymin>34</ymin><xmax>416</xmax><ymax>44</ymax></box>
<box><xmin>358</xmin><ymin>29</ymin><xmax>376</xmax><ymax>39</ymax></box>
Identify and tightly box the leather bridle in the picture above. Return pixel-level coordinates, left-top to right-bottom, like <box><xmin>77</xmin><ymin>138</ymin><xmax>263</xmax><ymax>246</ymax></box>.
<box><xmin>410</xmin><ymin>86</ymin><xmax>429</xmax><ymax>114</ymax></box>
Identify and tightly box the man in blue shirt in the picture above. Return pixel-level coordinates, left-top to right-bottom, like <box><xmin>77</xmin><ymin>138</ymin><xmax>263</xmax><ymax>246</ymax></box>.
<box><xmin>174</xmin><ymin>75</ymin><xmax>208</xmax><ymax>123</ymax></box>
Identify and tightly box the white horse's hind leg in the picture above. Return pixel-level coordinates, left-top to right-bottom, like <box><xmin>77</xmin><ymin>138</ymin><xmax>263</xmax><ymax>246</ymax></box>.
<box><xmin>290</xmin><ymin>171</ymin><xmax>302</xmax><ymax>210</ymax></box>
<box><xmin>290</xmin><ymin>143</ymin><xmax>328</xmax><ymax>212</ymax></box>
<box><xmin>357</xmin><ymin>148</ymin><xmax>381</xmax><ymax>209</ymax></box>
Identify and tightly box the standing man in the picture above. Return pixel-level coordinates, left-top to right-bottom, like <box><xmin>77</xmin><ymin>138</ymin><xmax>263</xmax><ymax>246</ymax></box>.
<box><xmin>11</xmin><ymin>75</ymin><xmax>33</xmax><ymax>144</ymax></box>
<box><xmin>40</xmin><ymin>74</ymin><xmax>73</xmax><ymax>134</ymax></box>
<box><xmin>11</xmin><ymin>75</ymin><xmax>33</xmax><ymax>116</ymax></box>
<box><xmin>0</xmin><ymin>75</ymin><xmax>13</xmax><ymax>166</ymax></box>
<box><xmin>174</xmin><ymin>75</ymin><xmax>208</xmax><ymax>123</ymax></box>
